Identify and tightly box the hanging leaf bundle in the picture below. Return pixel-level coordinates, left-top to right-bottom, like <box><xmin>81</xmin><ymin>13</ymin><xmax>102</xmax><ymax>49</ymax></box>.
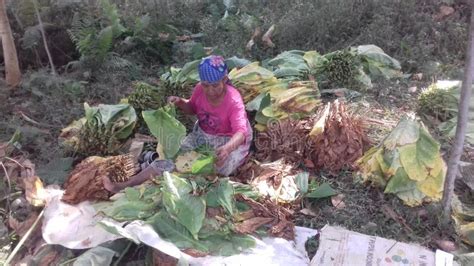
<box><xmin>355</xmin><ymin>117</ymin><xmax>446</xmax><ymax>206</ymax></box>
<box><xmin>62</xmin><ymin>154</ymin><xmax>139</xmax><ymax>204</ymax></box>
<box><xmin>59</xmin><ymin>103</ymin><xmax>137</xmax><ymax>156</ymax></box>
<box><xmin>306</xmin><ymin>99</ymin><xmax>369</xmax><ymax>174</ymax></box>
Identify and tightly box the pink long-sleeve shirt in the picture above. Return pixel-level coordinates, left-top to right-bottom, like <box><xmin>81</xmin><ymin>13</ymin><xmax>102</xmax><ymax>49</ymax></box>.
<box><xmin>189</xmin><ymin>83</ymin><xmax>250</xmax><ymax>138</ymax></box>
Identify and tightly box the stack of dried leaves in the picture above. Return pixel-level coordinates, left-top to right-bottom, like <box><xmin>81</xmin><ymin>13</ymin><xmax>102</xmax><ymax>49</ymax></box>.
<box><xmin>235</xmin><ymin>194</ymin><xmax>295</xmax><ymax>240</ymax></box>
<box><xmin>306</xmin><ymin>99</ymin><xmax>370</xmax><ymax>174</ymax></box>
<box><xmin>62</xmin><ymin>154</ymin><xmax>139</xmax><ymax>205</ymax></box>
<box><xmin>255</xmin><ymin>119</ymin><xmax>310</xmax><ymax>163</ymax></box>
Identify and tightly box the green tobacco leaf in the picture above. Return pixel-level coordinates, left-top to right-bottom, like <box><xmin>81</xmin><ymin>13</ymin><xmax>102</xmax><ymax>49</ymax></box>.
<box><xmin>306</xmin><ymin>183</ymin><xmax>336</xmax><ymax>199</ymax></box>
<box><xmin>201</xmin><ymin>234</ymin><xmax>255</xmax><ymax>256</ymax></box>
<box><xmin>231</xmin><ymin>182</ymin><xmax>261</xmax><ymax>200</ymax></box>
<box><xmin>147</xmin><ymin>212</ymin><xmax>208</xmax><ymax>251</ymax></box>
<box><xmin>381</xmin><ymin>149</ymin><xmax>402</xmax><ymax>177</ymax></box>
<box><xmin>98</xmin><ymin>220</ymin><xmax>141</xmax><ymax>243</ymax></box>
<box><xmin>246</xmin><ymin>92</ymin><xmax>267</xmax><ymax>111</ymax></box>
<box><xmin>303</xmin><ymin>51</ymin><xmax>321</xmax><ymax>69</ymax></box>
<box><xmin>125</xmin><ymin>187</ymin><xmax>141</xmax><ymax>201</ymax></box>
<box><xmin>108</xmin><ymin>200</ymin><xmax>157</xmax><ymax>221</ymax></box>
<box><xmin>162</xmin><ymin>172</ymin><xmax>205</xmax><ymax>238</ymax></box>
<box><xmin>394</xmin><ymin>187</ymin><xmax>426</xmax><ymax>207</ymax></box>
<box><xmin>198</xmin><ymin>218</ymin><xmax>230</xmax><ymax>239</ymax></box>
<box><xmin>217</xmin><ymin>179</ymin><xmax>234</xmax><ymax>215</ymax></box>
<box><xmin>383</xmin><ymin>118</ymin><xmax>420</xmax><ymax>150</ymax></box>
<box><xmin>357</xmin><ymin>44</ymin><xmax>401</xmax><ymax>79</ymax></box>
<box><xmin>295</xmin><ymin>172</ymin><xmax>309</xmax><ymax>194</ymax></box>
<box><xmin>226</xmin><ymin>56</ymin><xmax>251</xmax><ymax>70</ymax></box>
<box><xmin>191</xmin><ymin>155</ymin><xmax>215</xmax><ymax>175</ymax></box>
<box><xmin>399</xmin><ymin>128</ymin><xmax>439</xmax><ymax>181</ymax></box>
<box><xmin>384</xmin><ymin>168</ymin><xmax>417</xmax><ymax>194</ymax></box>
<box><xmin>255</xmin><ymin>93</ymin><xmax>272</xmax><ymax>125</ymax></box>
<box><xmin>142</xmin><ymin>105</ymin><xmax>186</xmax><ymax>159</ymax></box>
<box><xmin>416</xmin><ymin>158</ymin><xmax>446</xmax><ymax>201</ymax></box>
<box><xmin>206</xmin><ymin>186</ymin><xmax>219</xmax><ymax>207</ymax></box>
<box><xmin>72</xmin><ymin>246</ymin><xmax>116</xmax><ymax>266</ymax></box>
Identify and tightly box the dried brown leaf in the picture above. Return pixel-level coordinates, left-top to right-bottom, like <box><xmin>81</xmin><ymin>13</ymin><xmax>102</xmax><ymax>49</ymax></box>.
<box><xmin>300</xmin><ymin>208</ymin><xmax>318</xmax><ymax>217</ymax></box>
<box><xmin>153</xmin><ymin>249</ymin><xmax>179</xmax><ymax>265</ymax></box>
<box><xmin>234</xmin><ymin>217</ymin><xmax>275</xmax><ymax>234</ymax></box>
<box><xmin>331</xmin><ymin>194</ymin><xmax>346</xmax><ymax>209</ymax></box>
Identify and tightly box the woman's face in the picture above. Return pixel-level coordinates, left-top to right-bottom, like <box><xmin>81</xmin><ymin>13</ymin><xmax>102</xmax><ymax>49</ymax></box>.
<box><xmin>201</xmin><ymin>79</ymin><xmax>226</xmax><ymax>100</ymax></box>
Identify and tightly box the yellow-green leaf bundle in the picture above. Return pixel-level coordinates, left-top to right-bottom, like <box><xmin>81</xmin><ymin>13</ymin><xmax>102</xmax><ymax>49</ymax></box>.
<box><xmin>355</xmin><ymin>117</ymin><xmax>446</xmax><ymax>206</ymax></box>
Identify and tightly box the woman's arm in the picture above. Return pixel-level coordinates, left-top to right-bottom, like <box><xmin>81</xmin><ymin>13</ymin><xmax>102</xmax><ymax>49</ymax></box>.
<box><xmin>215</xmin><ymin>132</ymin><xmax>245</xmax><ymax>166</ymax></box>
<box><xmin>168</xmin><ymin>96</ymin><xmax>194</xmax><ymax>115</ymax></box>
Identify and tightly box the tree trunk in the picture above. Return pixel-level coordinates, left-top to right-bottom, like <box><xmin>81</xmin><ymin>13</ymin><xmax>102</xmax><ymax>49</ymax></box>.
<box><xmin>0</xmin><ymin>0</ymin><xmax>21</xmax><ymax>87</ymax></box>
<box><xmin>442</xmin><ymin>3</ymin><xmax>474</xmax><ymax>219</ymax></box>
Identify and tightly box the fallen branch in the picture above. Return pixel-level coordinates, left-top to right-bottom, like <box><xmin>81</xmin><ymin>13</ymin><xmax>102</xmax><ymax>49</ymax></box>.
<box><xmin>5</xmin><ymin>208</ymin><xmax>45</xmax><ymax>265</ymax></box>
<box><xmin>381</xmin><ymin>204</ymin><xmax>413</xmax><ymax>233</ymax></box>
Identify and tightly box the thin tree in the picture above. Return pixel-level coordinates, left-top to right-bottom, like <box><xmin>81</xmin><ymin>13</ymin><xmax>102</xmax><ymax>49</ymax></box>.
<box><xmin>0</xmin><ymin>0</ymin><xmax>21</xmax><ymax>87</ymax></box>
<box><xmin>33</xmin><ymin>0</ymin><xmax>56</xmax><ymax>75</ymax></box>
<box><xmin>442</xmin><ymin>2</ymin><xmax>474</xmax><ymax>219</ymax></box>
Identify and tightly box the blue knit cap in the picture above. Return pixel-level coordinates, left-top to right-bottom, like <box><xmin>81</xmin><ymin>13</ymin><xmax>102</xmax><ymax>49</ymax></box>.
<box><xmin>199</xmin><ymin>55</ymin><xmax>228</xmax><ymax>84</ymax></box>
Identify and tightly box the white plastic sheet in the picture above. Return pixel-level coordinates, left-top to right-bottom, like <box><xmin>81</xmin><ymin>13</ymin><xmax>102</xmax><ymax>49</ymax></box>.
<box><xmin>41</xmin><ymin>188</ymin><xmax>318</xmax><ymax>265</ymax></box>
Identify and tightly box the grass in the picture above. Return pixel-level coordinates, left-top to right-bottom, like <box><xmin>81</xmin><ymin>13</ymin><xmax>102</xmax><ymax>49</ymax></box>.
<box><xmin>297</xmin><ymin>172</ymin><xmax>457</xmax><ymax>258</ymax></box>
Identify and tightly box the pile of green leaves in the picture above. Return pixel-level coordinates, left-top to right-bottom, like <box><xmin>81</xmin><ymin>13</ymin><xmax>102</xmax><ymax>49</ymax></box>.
<box><xmin>127</xmin><ymin>82</ymin><xmax>166</xmax><ymax>111</ymax></box>
<box><xmin>452</xmin><ymin>195</ymin><xmax>474</xmax><ymax>246</ymax></box>
<box><xmin>142</xmin><ymin>105</ymin><xmax>186</xmax><ymax>159</ymax></box>
<box><xmin>355</xmin><ymin>117</ymin><xmax>446</xmax><ymax>206</ymax></box>
<box><xmin>60</xmin><ymin>103</ymin><xmax>137</xmax><ymax>156</ymax></box>
<box><xmin>417</xmin><ymin>80</ymin><xmax>474</xmax><ymax>144</ymax></box>
<box><xmin>99</xmin><ymin>173</ymin><xmax>256</xmax><ymax>256</ymax></box>
<box><xmin>261</xmin><ymin>45</ymin><xmax>401</xmax><ymax>91</ymax></box>
<box><xmin>160</xmin><ymin>60</ymin><xmax>201</xmax><ymax>98</ymax></box>
<box><xmin>263</xmin><ymin>50</ymin><xmax>313</xmax><ymax>80</ymax></box>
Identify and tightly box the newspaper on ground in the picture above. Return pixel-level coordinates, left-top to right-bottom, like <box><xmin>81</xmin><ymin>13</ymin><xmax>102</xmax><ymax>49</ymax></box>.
<box><xmin>311</xmin><ymin>225</ymin><xmax>456</xmax><ymax>266</ymax></box>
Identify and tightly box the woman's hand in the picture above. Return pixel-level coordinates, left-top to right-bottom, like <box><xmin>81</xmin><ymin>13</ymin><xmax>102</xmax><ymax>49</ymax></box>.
<box><xmin>215</xmin><ymin>145</ymin><xmax>232</xmax><ymax>167</ymax></box>
<box><xmin>167</xmin><ymin>96</ymin><xmax>182</xmax><ymax>105</ymax></box>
